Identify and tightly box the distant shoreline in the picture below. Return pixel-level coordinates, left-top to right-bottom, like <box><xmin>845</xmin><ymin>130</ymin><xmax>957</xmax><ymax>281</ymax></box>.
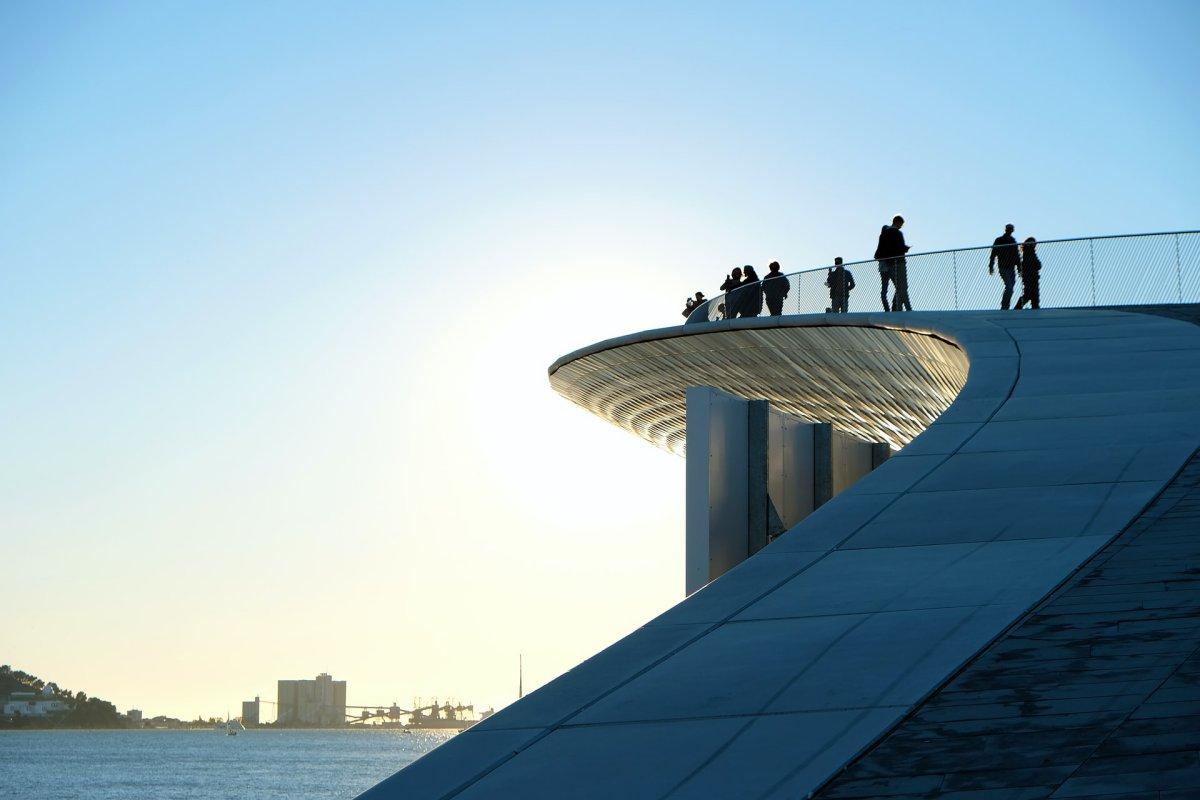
<box><xmin>0</xmin><ymin>726</ymin><xmax>457</xmax><ymax>732</ymax></box>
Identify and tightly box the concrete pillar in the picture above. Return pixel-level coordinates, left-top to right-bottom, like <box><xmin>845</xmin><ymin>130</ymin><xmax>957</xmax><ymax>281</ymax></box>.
<box><xmin>830</xmin><ymin>425</ymin><xmax>877</xmax><ymax>496</ymax></box>
<box><xmin>685</xmin><ymin>387</ymin><xmax>750</xmax><ymax>596</ymax></box>
<box><xmin>686</xmin><ymin>386</ymin><xmax>888</xmax><ymax>595</ymax></box>
<box><xmin>746</xmin><ymin>400</ymin><xmax>770</xmax><ymax>557</ymax></box>
<box><xmin>871</xmin><ymin>442</ymin><xmax>892</xmax><ymax>470</ymax></box>
<box><xmin>813</xmin><ymin>423</ymin><xmax>834</xmax><ymax>508</ymax></box>
<box><xmin>767</xmin><ymin>410</ymin><xmax>815</xmax><ymax>541</ymax></box>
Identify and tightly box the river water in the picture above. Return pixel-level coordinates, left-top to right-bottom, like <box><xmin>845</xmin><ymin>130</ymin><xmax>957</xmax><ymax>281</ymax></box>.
<box><xmin>0</xmin><ymin>728</ymin><xmax>450</xmax><ymax>799</ymax></box>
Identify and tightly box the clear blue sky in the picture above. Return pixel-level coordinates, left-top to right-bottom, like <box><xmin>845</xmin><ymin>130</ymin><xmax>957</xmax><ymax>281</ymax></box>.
<box><xmin>2</xmin><ymin>1</ymin><xmax>1198</xmax><ymax>718</ymax></box>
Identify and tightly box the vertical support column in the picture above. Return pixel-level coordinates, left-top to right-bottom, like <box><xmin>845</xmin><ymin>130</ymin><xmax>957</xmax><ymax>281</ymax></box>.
<box><xmin>686</xmin><ymin>388</ymin><xmax>890</xmax><ymax>595</ymax></box>
<box><xmin>768</xmin><ymin>412</ymin><xmax>814</xmax><ymax>543</ymax></box>
<box><xmin>871</xmin><ymin>442</ymin><xmax>892</xmax><ymax>470</ymax></box>
<box><xmin>829</xmin><ymin>427</ymin><xmax>876</xmax><ymax>495</ymax></box>
<box><xmin>813</xmin><ymin>423</ymin><xmax>833</xmax><ymax>509</ymax></box>
<box><xmin>746</xmin><ymin>400</ymin><xmax>770</xmax><ymax>557</ymax></box>
<box><xmin>685</xmin><ymin>387</ymin><xmax>750</xmax><ymax>596</ymax></box>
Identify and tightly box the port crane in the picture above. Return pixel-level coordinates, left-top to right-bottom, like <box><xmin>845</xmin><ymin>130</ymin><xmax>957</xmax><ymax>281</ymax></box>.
<box><xmin>345</xmin><ymin>700</ymin><xmax>477</xmax><ymax>727</ymax></box>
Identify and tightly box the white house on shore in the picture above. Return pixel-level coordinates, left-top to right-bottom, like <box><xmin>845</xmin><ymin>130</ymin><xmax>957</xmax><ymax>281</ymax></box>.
<box><xmin>3</xmin><ymin>684</ymin><xmax>68</xmax><ymax>717</ymax></box>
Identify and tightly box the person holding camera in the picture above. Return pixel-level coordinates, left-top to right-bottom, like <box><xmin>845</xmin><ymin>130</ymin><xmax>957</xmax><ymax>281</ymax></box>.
<box><xmin>684</xmin><ymin>291</ymin><xmax>711</xmax><ymax>324</ymax></box>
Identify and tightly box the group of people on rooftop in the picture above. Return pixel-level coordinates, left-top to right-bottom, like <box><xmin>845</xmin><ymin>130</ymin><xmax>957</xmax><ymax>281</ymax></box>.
<box><xmin>680</xmin><ymin>217</ymin><xmax>1044</xmax><ymax>321</ymax></box>
<box><xmin>680</xmin><ymin>260</ymin><xmax>846</xmax><ymax>321</ymax></box>
<box><xmin>679</xmin><ymin>262</ymin><xmax>790</xmax><ymax>321</ymax></box>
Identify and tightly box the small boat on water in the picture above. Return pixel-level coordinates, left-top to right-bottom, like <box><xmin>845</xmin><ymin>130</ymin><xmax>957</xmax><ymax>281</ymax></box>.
<box><xmin>216</xmin><ymin>713</ymin><xmax>245</xmax><ymax>735</ymax></box>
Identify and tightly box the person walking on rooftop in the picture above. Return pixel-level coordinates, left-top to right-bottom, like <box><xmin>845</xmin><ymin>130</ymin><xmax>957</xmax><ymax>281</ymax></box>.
<box><xmin>875</xmin><ymin>216</ymin><xmax>911</xmax><ymax>311</ymax></box>
<box><xmin>826</xmin><ymin>258</ymin><xmax>856</xmax><ymax>313</ymax></box>
<box><xmin>1015</xmin><ymin>237</ymin><xmax>1041</xmax><ymax>309</ymax></box>
<box><xmin>720</xmin><ymin>267</ymin><xmax>743</xmax><ymax>319</ymax></box>
<box><xmin>988</xmin><ymin>223</ymin><xmax>1021</xmax><ymax>310</ymax></box>
<box><xmin>738</xmin><ymin>265</ymin><xmax>764</xmax><ymax>317</ymax></box>
<box><xmin>762</xmin><ymin>262</ymin><xmax>791</xmax><ymax>316</ymax></box>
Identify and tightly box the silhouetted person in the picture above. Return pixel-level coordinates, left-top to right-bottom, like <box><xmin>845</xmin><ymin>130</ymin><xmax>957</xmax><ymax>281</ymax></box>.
<box><xmin>720</xmin><ymin>267</ymin><xmax>743</xmax><ymax>319</ymax></box>
<box><xmin>737</xmin><ymin>265</ymin><xmax>763</xmax><ymax>317</ymax></box>
<box><xmin>875</xmin><ymin>226</ymin><xmax>892</xmax><ymax>309</ymax></box>
<box><xmin>875</xmin><ymin>216</ymin><xmax>911</xmax><ymax>311</ymax></box>
<box><xmin>682</xmin><ymin>297</ymin><xmax>695</xmax><ymax>318</ymax></box>
<box><xmin>988</xmin><ymin>223</ymin><xmax>1020</xmax><ymax>310</ymax></box>
<box><xmin>685</xmin><ymin>291</ymin><xmax>711</xmax><ymax>324</ymax></box>
<box><xmin>825</xmin><ymin>258</ymin><xmax>856</xmax><ymax>313</ymax></box>
<box><xmin>1015</xmin><ymin>237</ymin><xmax>1041</xmax><ymax>309</ymax></box>
<box><xmin>762</xmin><ymin>261</ymin><xmax>791</xmax><ymax>316</ymax></box>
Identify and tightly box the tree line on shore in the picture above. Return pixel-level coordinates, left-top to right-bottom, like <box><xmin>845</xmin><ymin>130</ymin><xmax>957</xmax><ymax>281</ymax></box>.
<box><xmin>1</xmin><ymin>664</ymin><xmax>129</xmax><ymax>729</ymax></box>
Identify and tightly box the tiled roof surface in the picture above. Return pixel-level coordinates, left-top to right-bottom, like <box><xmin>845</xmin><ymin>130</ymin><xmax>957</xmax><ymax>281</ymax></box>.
<box><xmin>813</xmin><ymin>307</ymin><xmax>1200</xmax><ymax>800</ymax></box>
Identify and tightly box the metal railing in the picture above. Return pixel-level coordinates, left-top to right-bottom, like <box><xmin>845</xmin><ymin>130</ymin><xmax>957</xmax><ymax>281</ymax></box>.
<box><xmin>685</xmin><ymin>231</ymin><xmax>1200</xmax><ymax>323</ymax></box>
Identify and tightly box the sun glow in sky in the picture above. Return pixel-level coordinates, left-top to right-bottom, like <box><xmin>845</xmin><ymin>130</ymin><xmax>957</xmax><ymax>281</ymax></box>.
<box><xmin>3</xmin><ymin>1</ymin><xmax>1199</xmax><ymax>719</ymax></box>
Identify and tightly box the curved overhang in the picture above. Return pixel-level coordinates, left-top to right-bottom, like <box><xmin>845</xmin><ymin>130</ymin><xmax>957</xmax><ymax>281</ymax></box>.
<box><xmin>549</xmin><ymin>313</ymin><xmax>980</xmax><ymax>453</ymax></box>
<box><xmin>363</xmin><ymin>307</ymin><xmax>1200</xmax><ymax>800</ymax></box>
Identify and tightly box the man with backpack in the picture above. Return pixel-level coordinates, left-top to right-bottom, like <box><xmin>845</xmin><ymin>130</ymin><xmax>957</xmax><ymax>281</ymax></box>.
<box><xmin>825</xmin><ymin>257</ymin><xmax>856</xmax><ymax>313</ymax></box>
<box><xmin>762</xmin><ymin>261</ymin><xmax>791</xmax><ymax>316</ymax></box>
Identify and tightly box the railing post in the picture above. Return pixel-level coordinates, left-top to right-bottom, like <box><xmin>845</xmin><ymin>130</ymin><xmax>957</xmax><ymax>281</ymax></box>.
<box><xmin>952</xmin><ymin>251</ymin><xmax>958</xmax><ymax>310</ymax></box>
<box><xmin>1089</xmin><ymin>239</ymin><xmax>1096</xmax><ymax>306</ymax></box>
<box><xmin>1176</xmin><ymin>233</ymin><xmax>1183</xmax><ymax>303</ymax></box>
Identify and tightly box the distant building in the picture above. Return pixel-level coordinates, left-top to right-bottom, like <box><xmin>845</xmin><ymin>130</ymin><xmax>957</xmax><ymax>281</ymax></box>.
<box><xmin>241</xmin><ymin>696</ymin><xmax>260</xmax><ymax>726</ymax></box>
<box><xmin>127</xmin><ymin>709</ymin><xmax>142</xmax><ymax>725</ymax></box>
<box><xmin>147</xmin><ymin>715</ymin><xmax>184</xmax><ymax>729</ymax></box>
<box><xmin>277</xmin><ymin>673</ymin><xmax>346</xmax><ymax>727</ymax></box>
<box><xmin>3</xmin><ymin>690</ymin><xmax>68</xmax><ymax>718</ymax></box>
